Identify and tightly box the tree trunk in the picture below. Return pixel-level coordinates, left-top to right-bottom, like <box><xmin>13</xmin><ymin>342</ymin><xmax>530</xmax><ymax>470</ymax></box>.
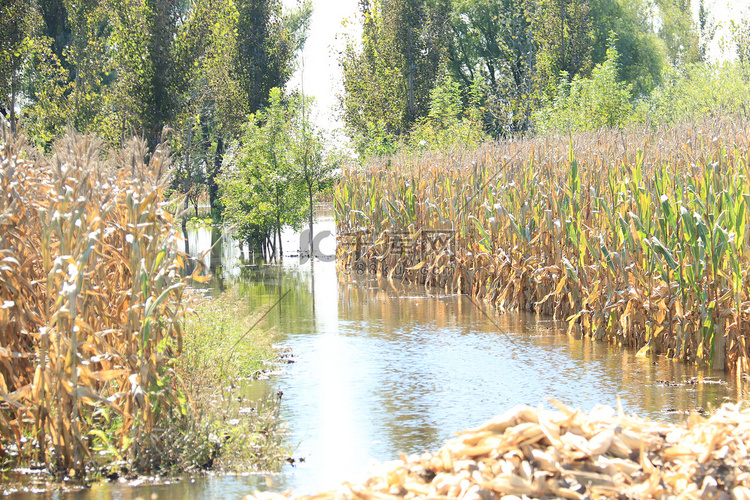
<box><xmin>182</xmin><ymin>224</ymin><xmax>190</xmax><ymax>260</ymax></box>
<box><xmin>407</xmin><ymin>24</ymin><xmax>416</xmax><ymax>120</ymax></box>
<box><xmin>308</xmin><ymin>183</ymin><xmax>314</xmax><ymax>258</ymax></box>
<box><xmin>560</xmin><ymin>0</ymin><xmax>567</xmax><ymax>71</ymax></box>
<box><xmin>182</xmin><ymin>195</ymin><xmax>189</xmax><ymax>227</ymax></box>
<box><xmin>277</xmin><ymin>221</ymin><xmax>283</xmax><ymax>260</ymax></box>
<box><xmin>208</xmin><ymin>137</ymin><xmax>223</xmax><ymax>213</ymax></box>
<box><xmin>9</xmin><ymin>75</ymin><xmax>17</xmax><ymax>135</ymax></box>
<box><xmin>182</xmin><ymin>126</ymin><xmax>194</xmax><ymax>223</ymax></box>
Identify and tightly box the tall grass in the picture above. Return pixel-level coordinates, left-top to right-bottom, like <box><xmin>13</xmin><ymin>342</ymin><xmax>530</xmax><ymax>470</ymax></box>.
<box><xmin>0</xmin><ymin>120</ymin><xmax>205</xmax><ymax>474</ymax></box>
<box><xmin>178</xmin><ymin>287</ymin><xmax>289</xmax><ymax>472</ymax></box>
<box><xmin>335</xmin><ymin>117</ymin><xmax>750</xmax><ymax>373</ymax></box>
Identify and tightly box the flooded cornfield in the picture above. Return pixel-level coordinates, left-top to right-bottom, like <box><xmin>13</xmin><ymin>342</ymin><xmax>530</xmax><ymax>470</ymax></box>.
<box><xmin>6</xmin><ymin>208</ymin><xmax>741</xmax><ymax>499</ymax></box>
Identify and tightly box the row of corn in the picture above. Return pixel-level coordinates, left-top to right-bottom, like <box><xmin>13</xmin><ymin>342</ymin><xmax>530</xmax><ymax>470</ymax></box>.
<box><xmin>0</xmin><ymin>121</ymin><xmax>202</xmax><ymax>474</ymax></box>
<box><xmin>335</xmin><ymin>118</ymin><xmax>750</xmax><ymax>372</ymax></box>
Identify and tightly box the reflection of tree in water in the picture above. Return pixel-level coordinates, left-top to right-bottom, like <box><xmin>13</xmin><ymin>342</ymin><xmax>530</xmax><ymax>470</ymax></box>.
<box><xmin>234</xmin><ymin>266</ymin><xmax>314</xmax><ymax>333</ymax></box>
<box><xmin>208</xmin><ymin>226</ymin><xmax>226</xmax><ymax>293</ymax></box>
<box><xmin>182</xmin><ymin>224</ymin><xmax>298</xmax><ymax>292</ymax></box>
<box><xmin>338</xmin><ymin>279</ymin><xmax>497</xmax><ymax>342</ymax></box>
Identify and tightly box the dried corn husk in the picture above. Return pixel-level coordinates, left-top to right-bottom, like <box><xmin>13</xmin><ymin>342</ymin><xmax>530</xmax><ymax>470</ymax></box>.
<box><xmin>250</xmin><ymin>401</ymin><xmax>750</xmax><ymax>500</ymax></box>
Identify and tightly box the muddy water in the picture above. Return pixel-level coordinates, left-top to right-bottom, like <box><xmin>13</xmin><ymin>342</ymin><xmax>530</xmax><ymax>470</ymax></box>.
<box><xmin>6</xmin><ymin>215</ymin><xmax>740</xmax><ymax>499</ymax></box>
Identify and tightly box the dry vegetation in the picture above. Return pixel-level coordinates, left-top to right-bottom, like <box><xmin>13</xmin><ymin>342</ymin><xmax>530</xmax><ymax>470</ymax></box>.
<box><xmin>260</xmin><ymin>401</ymin><xmax>750</xmax><ymax>500</ymax></box>
<box><xmin>335</xmin><ymin>117</ymin><xmax>750</xmax><ymax>372</ymax></box>
<box><xmin>0</xmin><ymin>120</ymin><xmax>208</xmax><ymax>475</ymax></box>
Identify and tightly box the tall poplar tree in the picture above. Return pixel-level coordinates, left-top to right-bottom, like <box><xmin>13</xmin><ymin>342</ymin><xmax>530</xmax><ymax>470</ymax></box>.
<box><xmin>527</xmin><ymin>0</ymin><xmax>593</xmax><ymax>98</ymax></box>
<box><xmin>341</xmin><ymin>0</ymin><xmax>450</xmax><ymax>155</ymax></box>
<box><xmin>447</xmin><ymin>0</ymin><xmax>535</xmax><ymax>135</ymax></box>
<box><xmin>0</xmin><ymin>0</ymin><xmax>39</xmax><ymax>133</ymax></box>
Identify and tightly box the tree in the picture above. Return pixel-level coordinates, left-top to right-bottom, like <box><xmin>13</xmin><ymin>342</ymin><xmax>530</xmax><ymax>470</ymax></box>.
<box><xmin>409</xmin><ymin>73</ymin><xmax>487</xmax><ymax>149</ymax></box>
<box><xmin>729</xmin><ymin>5</ymin><xmax>750</xmax><ymax>68</ymax></box>
<box><xmin>292</xmin><ymin>98</ymin><xmax>338</xmax><ymax>259</ymax></box>
<box><xmin>654</xmin><ymin>0</ymin><xmax>701</xmax><ymax>67</ymax></box>
<box><xmin>340</xmin><ymin>0</ymin><xmax>450</xmax><ymax>156</ymax></box>
<box><xmin>446</xmin><ymin>0</ymin><xmax>535</xmax><ymax>135</ymax></box>
<box><xmin>235</xmin><ymin>0</ymin><xmax>309</xmax><ymax>115</ymax></box>
<box><xmin>588</xmin><ymin>0</ymin><xmax>666</xmax><ymax>97</ymax></box>
<box><xmin>527</xmin><ymin>0</ymin><xmax>593</xmax><ymax>99</ymax></box>
<box><xmin>0</xmin><ymin>1</ymin><xmax>41</xmax><ymax>134</ymax></box>
<box><xmin>183</xmin><ymin>0</ymin><xmax>310</xmax><ymax>213</ymax></box>
<box><xmin>533</xmin><ymin>41</ymin><xmax>633</xmax><ymax>133</ymax></box>
<box><xmin>220</xmin><ymin>88</ymin><xmax>336</xmax><ymax>261</ymax></box>
<box><xmin>443</xmin><ymin>0</ymin><xmax>666</xmax><ymax>139</ymax></box>
<box><xmin>219</xmin><ymin>88</ymin><xmax>307</xmax><ymax>259</ymax></box>
<box><xmin>19</xmin><ymin>17</ymin><xmax>73</xmax><ymax>146</ymax></box>
<box><xmin>63</xmin><ymin>0</ymin><xmax>110</xmax><ymax>132</ymax></box>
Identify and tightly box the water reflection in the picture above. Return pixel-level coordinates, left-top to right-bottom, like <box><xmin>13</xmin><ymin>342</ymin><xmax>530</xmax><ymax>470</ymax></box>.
<box><xmin>245</xmin><ymin>259</ymin><xmax>739</xmax><ymax>495</ymax></box>
<box><xmin>9</xmin><ymin>212</ymin><xmax>739</xmax><ymax>499</ymax></box>
<box><xmin>3</xmin><ymin>475</ymin><xmax>272</xmax><ymax>499</ymax></box>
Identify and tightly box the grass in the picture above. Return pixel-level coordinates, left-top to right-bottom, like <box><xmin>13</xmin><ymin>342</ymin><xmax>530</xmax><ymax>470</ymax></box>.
<box><xmin>335</xmin><ymin>116</ymin><xmax>750</xmax><ymax>373</ymax></box>
<box><xmin>167</xmin><ymin>287</ymin><xmax>289</xmax><ymax>473</ymax></box>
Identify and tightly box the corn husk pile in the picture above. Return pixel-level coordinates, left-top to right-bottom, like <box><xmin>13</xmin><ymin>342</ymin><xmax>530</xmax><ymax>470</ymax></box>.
<box><xmin>251</xmin><ymin>400</ymin><xmax>750</xmax><ymax>500</ymax></box>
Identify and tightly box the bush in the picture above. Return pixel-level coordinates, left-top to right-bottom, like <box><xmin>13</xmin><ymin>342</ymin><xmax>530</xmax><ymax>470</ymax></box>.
<box><xmin>534</xmin><ymin>44</ymin><xmax>634</xmax><ymax>134</ymax></box>
<box><xmin>636</xmin><ymin>62</ymin><xmax>750</xmax><ymax>125</ymax></box>
<box><xmin>409</xmin><ymin>75</ymin><xmax>487</xmax><ymax>152</ymax></box>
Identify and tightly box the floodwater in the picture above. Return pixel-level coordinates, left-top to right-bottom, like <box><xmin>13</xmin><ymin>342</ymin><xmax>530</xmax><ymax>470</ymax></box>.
<box><xmin>5</xmin><ymin>211</ymin><xmax>741</xmax><ymax>499</ymax></box>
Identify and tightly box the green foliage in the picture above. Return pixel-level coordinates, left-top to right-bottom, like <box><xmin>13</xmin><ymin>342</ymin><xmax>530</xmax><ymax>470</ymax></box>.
<box><xmin>21</xmin><ymin>36</ymin><xmax>73</xmax><ymax>146</ymax></box>
<box><xmin>409</xmin><ymin>75</ymin><xmax>487</xmax><ymax>150</ymax></box>
<box><xmin>445</xmin><ymin>0</ymin><xmax>665</xmax><ymax>136</ymax></box>
<box><xmin>527</xmin><ymin>0</ymin><xmax>593</xmax><ymax>99</ymax></box>
<box><xmin>341</xmin><ymin>0</ymin><xmax>450</xmax><ymax>157</ymax></box>
<box><xmin>101</xmin><ymin>0</ymin><xmax>153</xmax><ymax>145</ymax></box>
<box><xmin>447</xmin><ymin>0</ymin><xmax>535</xmax><ymax>136</ymax></box>
<box><xmin>344</xmin><ymin>0</ymin><xmax>666</xmax><ymax>147</ymax></box>
<box><xmin>534</xmin><ymin>42</ymin><xmax>633</xmax><ymax>133</ymax></box>
<box><xmin>589</xmin><ymin>0</ymin><xmax>666</xmax><ymax>96</ymax></box>
<box><xmin>0</xmin><ymin>0</ymin><xmax>41</xmax><ymax>132</ymax></box>
<box><xmin>219</xmin><ymin>88</ymin><xmax>308</xmax><ymax>248</ymax></box>
<box><xmin>729</xmin><ymin>6</ymin><xmax>750</xmax><ymax>68</ymax></box>
<box><xmin>170</xmin><ymin>0</ymin><xmax>311</xmax><ymax>212</ymax></box>
<box><xmin>62</xmin><ymin>0</ymin><xmax>110</xmax><ymax>132</ymax></box>
<box><xmin>11</xmin><ymin>0</ymin><xmax>310</xmax><ymax>200</ymax></box>
<box><xmin>235</xmin><ymin>0</ymin><xmax>305</xmax><ymax>116</ymax></box>
<box><xmin>219</xmin><ymin>86</ymin><xmax>336</xmax><ymax>258</ymax></box>
<box><xmin>654</xmin><ymin>0</ymin><xmax>702</xmax><ymax>67</ymax></box>
<box><xmin>638</xmin><ymin>62</ymin><xmax>750</xmax><ymax>125</ymax></box>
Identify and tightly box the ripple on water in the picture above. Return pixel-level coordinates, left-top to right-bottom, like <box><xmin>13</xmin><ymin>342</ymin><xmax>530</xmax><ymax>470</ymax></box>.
<box><xmin>36</xmin><ymin>222</ymin><xmax>735</xmax><ymax>500</ymax></box>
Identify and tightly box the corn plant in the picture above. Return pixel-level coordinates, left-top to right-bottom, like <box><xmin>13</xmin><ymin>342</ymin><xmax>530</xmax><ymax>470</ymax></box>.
<box><xmin>335</xmin><ymin>117</ymin><xmax>750</xmax><ymax>374</ymax></box>
<box><xmin>0</xmin><ymin>120</ymin><xmax>205</xmax><ymax>475</ymax></box>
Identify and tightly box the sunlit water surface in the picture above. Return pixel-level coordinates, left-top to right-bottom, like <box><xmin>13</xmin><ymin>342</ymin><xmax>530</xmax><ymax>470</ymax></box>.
<box><xmin>6</xmin><ymin>213</ymin><xmax>740</xmax><ymax>499</ymax></box>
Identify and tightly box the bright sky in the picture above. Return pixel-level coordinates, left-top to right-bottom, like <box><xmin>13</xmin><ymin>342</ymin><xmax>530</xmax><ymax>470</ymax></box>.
<box><xmin>283</xmin><ymin>0</ymin><xmax>360</xmax><ymax>144</ymax></box>
<box><xmin>703</xmin><ymin>0</ymin><xmax>750</xmax><ymax>60</ymax></box>
<box><xmin>283</xmin><ymin>0</ymin><xmax>749</xmax><ymax>135</ymax></box>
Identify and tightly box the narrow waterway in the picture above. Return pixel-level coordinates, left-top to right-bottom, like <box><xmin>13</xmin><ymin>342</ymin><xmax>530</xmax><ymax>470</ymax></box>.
<box><xmin>6</xmin><ymin>213</ymin><xmax>741</xmax><ymax>499</ymax></box>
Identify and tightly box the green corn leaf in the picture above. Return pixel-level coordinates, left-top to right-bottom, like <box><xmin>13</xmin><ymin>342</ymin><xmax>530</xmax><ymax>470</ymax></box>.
<box><xmin>681</xmin><ymin>206</ymin><xmax>697</xmax><ymax>243</ymax></box>
<box><xmin>470</xmin><ymin>217</ymin><xmax>492</xmax><ymax>253</ymax></box>
<box><xmin>140</xmin><ymin>259</ymin><xmax>149</xmax><ymax>299</ymax></box>
<box><xmin>651</xmin><ymin>236</ymin><xmax>678</xmax><ymax>271</ymax></box>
